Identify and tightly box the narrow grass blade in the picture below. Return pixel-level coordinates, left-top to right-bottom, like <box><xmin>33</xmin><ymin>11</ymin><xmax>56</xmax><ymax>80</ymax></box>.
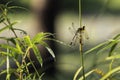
<box><xmin>0</xmin><ymin>52</ymin><xmax>12</xmax><ymax>57</ymax></box>
<box><xmin>84</xmin><ymin>41</ymin><xmax>109</xmax><ymax>54</ymax></box>
<box><xmin>0</xmin><ymin>58</ymin><xmax>6</xmax><ymax>67</ymax></box>
<box><xmin>0</xmin><ymin>22</ymin><xmax>17</xmax><ymax>33</ymax></box>
<box><xmin>38</xmin><ymin>41</ymin><xmax>55</xmax><ymax>59</ymax></box>
<box><xmin>32</xmin><ymin>33</ymin><xmax>56</xmax><ymax>59</ymax></box>
<box><xmin>49</xmin><ymin>39</ymin><xmax>70</xmax><ymax>47</ymax></box>
<box><xmin>106</xmin><ymin>54</ymin><xmax>120</xmax><ymax>60</ymax></box>
<box><xmin>113</xmin><ymin>34</ymin><xmax>120</xmax><ymax>40</ymax></box>
<box><xmin>73</xmin><ymin>66</ymin><xmax>83</xmax><ymax>80</ymax></box>
<box><xmin>0</xmin><ymin>44</ymin><xmax>21</xmax><ymax>53</ymax></box>
<box><xmin>109</xmin><ymin>43</ymin><xmax>118</xmax><ymax>56</ymax></box>
<box><xmin>97</xmin><ymin>40</ymin><xmax>119</xmax><ymax>55</ymax></box>
<box><xmin>8</xmin><ymin>6</ymin><xmax>29</xmax><ymax>12</ymax></box>
<box><xmin>108</xmin><ymin>34</ymin><xmax>120</xmax><ymax>56</ymax></box>
<box><xmin>0</xmin><ymin>16</ymin><xmax>5</xmax><ymax>23</ymax></box>
<box><xmin>96</xmin><ymin>41</ymin><xmax>117</xmax><ymax>55</ymax></box>
<box><xmin>32</xmin><ymin>32</ymin><xmax>54</xmax><ymax>44</ymax></box>
<box><xmin>78</xmin><ymin>69</ymin><xmax>95</xmax><ymax>80</ymax></box>
<box><xmin>100</xmin><ymin>66</ymin><xmax>120</xmax><ymax>80</ymax></box>
<box><xmin>13</xmin><ymin>28</ymin><xmax>27</xmax><ymax>35</ymax></box>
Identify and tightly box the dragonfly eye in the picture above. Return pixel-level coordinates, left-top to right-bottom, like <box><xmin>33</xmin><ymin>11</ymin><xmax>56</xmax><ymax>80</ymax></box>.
<box><xmin>83</xmin><ymin>26</ymin><xmax>85</xmax><ymax>30</ymax></box>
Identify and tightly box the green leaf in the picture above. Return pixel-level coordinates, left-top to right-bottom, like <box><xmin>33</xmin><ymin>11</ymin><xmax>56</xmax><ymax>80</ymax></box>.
<box><xmin>100</xmin><ymin>66</ymin><xmax>120</xmax><ymax>80</ymax></box>
<box><xmin>39</xmin><ymin>41</ymin><xmax>55</xmax><ymax>59</ymax></box>
<box><xmin>0</xmin><ymin>52</ymin><xmax>12</xmax><ymax>57</ymax></box>
<box><xmin>13</xmin><ymin>28</ymin><xmax>27</xmax><ymax>35</ymax></box>
<box><xmin>0</xmin><ymin>22</ymin><xmax>17</xmax><ymax>33</ymax></box>
<box><xmin>0</xmin><ymin>58</ymin><xmax>6</xmax><ymax>67</ymax></box>
<box><xmin>97</xmin><ymin>39</ymin><xmax>120</xmax><ymax>55</ymax></box>
<box><xmin>84</xmin><ymin>41</ymin><xmax>109</xmax><ymax>54</ymax></box>
<box><xmin>0</xmin><ymin>68</ymin><xmax>16</xmax><ymax>76</ymax></box>
<box><xmin>32</xmin><ymin>32</ymin><xmax>56</xmax><ymax>59</ymax></box>
<box><xmin>39</xmin><ymin>73</ymin><xmax>45</xmax><ymax>80</ymax></box>
<box><xmin>23</xmin><ymin>36</ymin><xmax>32</xmax><ymax>46</ymax></box>
<box><xmin>46</xmin><ymin>46</ymin><xmax>55</xmax><ymax>58</ymax></box>
<box><xmin>15</xmin><ymin>39</ymin><xmax>24</xmax><ymax>54</ymax></box>
<box><xmin>106</xmin><ymin>54</ymin><xmax>120</xmax><ymax>60</ymax></box>
<box><xmin>0</xmin><ymin>44</ymin><xmax>21</xmax><ymax>54</ymax></box>
<box><xmin>0</xmin><ymin>15</ymin><xmax>5</xmax><ymax>23</ymax></box>
<box><xmin>107</xmin><ymin>34</ymin><xmax>120</xmax><ymax>56</ymax></box>
<box><xmin>0</xmin><ymin>37</ymin><xmax>16</xmax><ymax>44</ymax></box>
<box><xmin>0</xmin><ymin>70</ymin><xmax>7</xmax><ymax>76</ymax></box>
<box><xmin>48</xmin><ymin>38</ymin><xmax>70</xmax><ymax>47</ymax></box>
<box><xmin>32</xmin><ymin>44</ymin><xmax>43</xmax><ymax>66</ymax></box>
<box><xmin>73</xmin><ymin>66</ymin><xmax>83</xmax><ymax>80</ymax></box>
<box><xmin>78</xmin><ymin>69</ymin><xmax>95</xmax><ymax>80</ymax></box>
<box><xmin>24</xmin><ymin>36</ymin><xmax>43</xmax><ymax>66</ymax></box>
<box><xmin>109</xmin><ymin>43</ymin><xmax>118</xmax><ymax>57</ymax></box>
<box><xmin>96</xmin><ymin>41</ymin><xmax>117</xmax><ymax>55</ymax></box>
<box><xmin>8</xmin><ymin>6</ymin><xmax>29</xmax><ymax>12</ymax></box>
<box><xmin>32</xmin><ymin>32</ymin><xmax>53</xmax><ymax>44</ymax></box>
<box><xmin>113</xmin><ymin>34</ymin><xmax>120</xmax><ymax>40</ymax></box>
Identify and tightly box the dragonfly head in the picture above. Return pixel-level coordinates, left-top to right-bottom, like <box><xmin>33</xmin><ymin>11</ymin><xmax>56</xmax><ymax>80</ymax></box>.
<box><xmin>83</xmin><ymin>26</ymin><xmax>85</xmax><ymax>30</ymax></box>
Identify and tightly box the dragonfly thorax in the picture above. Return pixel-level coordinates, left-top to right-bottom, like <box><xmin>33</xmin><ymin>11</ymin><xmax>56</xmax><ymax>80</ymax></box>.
<box><xmin>77</xmin><ymin>26</ymin><xmax>85</xmax><ymax>33</ymax></box>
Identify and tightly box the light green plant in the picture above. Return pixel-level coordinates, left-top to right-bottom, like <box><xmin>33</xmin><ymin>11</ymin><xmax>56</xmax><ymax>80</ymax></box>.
<box><xmin>0</xmin><ymin>2</ymin><xmax>56</xmax><ymax>80</ymax></box>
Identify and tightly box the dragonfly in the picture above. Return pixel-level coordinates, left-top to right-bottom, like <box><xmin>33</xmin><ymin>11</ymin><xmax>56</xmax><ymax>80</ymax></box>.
<box><xmin>69</xmin><ymin>22</ymin><xmax>89</xmax><ymax>46</ymax></box>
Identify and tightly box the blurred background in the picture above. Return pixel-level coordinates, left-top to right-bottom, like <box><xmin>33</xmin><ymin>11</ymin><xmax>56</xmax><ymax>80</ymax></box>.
<box><xmin>1</xmin><ymin>0</ymin><xmax>120</xmax><ymax>80</ymax></box>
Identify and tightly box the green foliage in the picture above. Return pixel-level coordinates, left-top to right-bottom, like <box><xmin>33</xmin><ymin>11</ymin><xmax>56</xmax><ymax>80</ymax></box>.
<box><xmin>73</xmin><ymin>1</ymin><xmax>120</xmax><ymax>79</ymax></box>
<box><xmin>74</xmin><ymin>33</ymin><xmax>120</xmax><ymax>80</ymax></box>
<box><xmin>0</xmin><ymin>2</ymin><xmax>56</xmax><ymax>80</ymax></box>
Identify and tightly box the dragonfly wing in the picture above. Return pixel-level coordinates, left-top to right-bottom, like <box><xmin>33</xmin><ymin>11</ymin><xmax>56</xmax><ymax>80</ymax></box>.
<box><xmin>84</xmin><ymin>30</ymin><xmax>89</xmax><ymax>39</ymax></box>
<box><xmin>70</xmin><ymin>33</ymin><xmax>78</xmax><ymax>46</ymax></box>
<box><xmin>68</xmin><ymin>27</ymin><xmax>75</xmax><ymax>35</ymax></box>
<box><xmin>72</xmin><ymin>22</ymin><xmax>77</xmax><ymax>32</ymax></box>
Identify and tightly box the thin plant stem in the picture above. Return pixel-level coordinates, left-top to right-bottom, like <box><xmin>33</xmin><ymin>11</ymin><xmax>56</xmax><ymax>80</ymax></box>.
<box><xmin>100</xmin><ymin>66</ymin><xmax>120</xmax><ymax>80</ymax></box>
<box><xmin>73</xmin><ymin>67</ymin><xmax>83</xmax><ymax>80</ymax></box>
<box><xmin>0</xmin><ymin>6</ymin><xmax>18</xmax><ymax>38</ymax></box>
<box><xmin>79</xmin><ymin>0</ymin><xmax>82</xmax><ymax>27</ymax></box>
<box><xmin>79</xmin><ymin>0</ymin><xmax>85</xmax><ymax>80</ymax></box>
<box><xmin>28</xmin><ymin>54</ymin><xmax>40</xmax><ymax>77</ymax></box>
<box><xmin>109</xmin><ymin>59</ymin><xmax>114</xmax><ymax>71</ymax></box>
<box><xmin>79</xmin><ymin>34</ymin><xmax>85</xmax><ymax>80</ymax></box>
<box><xmin>108</xmin><ymin>59</ymin><xmax>114</xmax><ymax>80</ymax></box>
<box><xmin>6</xmin><ymin>17</ymin><xmax>18</xmax><ymax>38</ymax></box>
<box><xmin>6</xmin><ymin>41</ymin><xmax>10</xmax><ymax>80</ymax></box>
<box><xmin>3</xmin><ymin>8</ymin><xmax>18</xmax><ymax>38</ymax></box>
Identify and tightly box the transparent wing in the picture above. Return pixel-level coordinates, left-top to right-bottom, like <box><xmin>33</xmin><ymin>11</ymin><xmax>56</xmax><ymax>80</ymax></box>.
<box><xmin>69</xmin><ymin>22</ymin><xmax>78</xmax><ymax>45</ymax></box>
<box><xmin>84</xmin><ymin>30</ymin><xmax>89</xmax><ymax>40</ymax></box>
<box><xmin>68</xmin><ymin>22</ymin><xmax>77</xmax><ymax>35</ymax></box>
<box><xmin>72</xmin><ymin>22</ymin><xmax>76</xmax><ymax>31</ymax></box>
<box><xmin>70</xmin><ymin>33</ymin><xmax>78</xmax><ymax>46</ymax></box>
